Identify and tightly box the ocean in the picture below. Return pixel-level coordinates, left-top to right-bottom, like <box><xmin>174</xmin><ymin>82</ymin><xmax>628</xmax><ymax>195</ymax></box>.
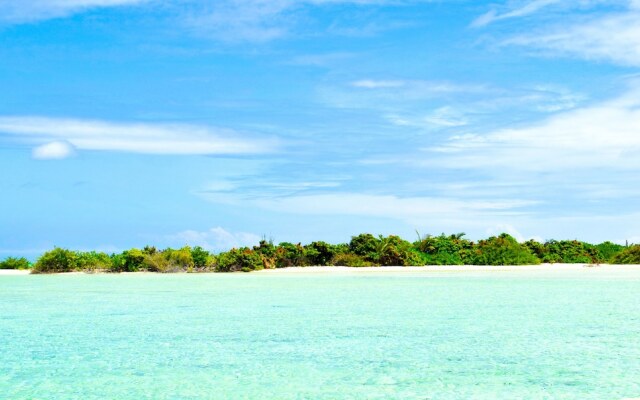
<box><xmin>1</xmin><ymin>269</ymin><xmax>639</xmax><ymax>399</ymax></box>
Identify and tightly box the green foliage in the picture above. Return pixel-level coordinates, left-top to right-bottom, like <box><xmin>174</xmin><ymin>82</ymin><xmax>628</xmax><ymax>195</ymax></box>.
<box><xmin>376</xmin><ymin>235</ymin><xmax>423</xmax><ymax>266</ymax></box>
<box><xmin>24</xmin><ymin>232</ymin><xmax>634</xmax><ymax>273</ymax></box>
<box><xmin>76</xmin><ymin>251</ymin><xmax>112</xmax><ymax>271</ymax></box>
<box><xmin>534</xmin><ymin>240</ymin><xmax>600</xmax><ymax>264</ymax></box>
<box><xmin>595</xmin><ymin>241</ymin><xmax>625</xmax><ymax>263</ymax></box>
<box><xmin>415</xmin><ymin>233</ymin><xmax>473</xmax><ymax>265</ymax></box>
<box><xmin>190</xmin><ymin>246</ymin><xmax>215</xmax><ymax>271</ymax></box>
<box><xmin>111</xmin><ymin>248</ymin><xmax>145</xmax><ymax>272</ymax></box>
<box><xmin>331</xmin><ymin>253</ymin><xmax>372</xmax><ymax>267</ymax></box>
<box><xmin>471</xmin><ymin>234</ymin><xmax>540</xmax><ymax>266</ymax></box>
<box><xmin>215</xmin><ymin>248</ymin><xmax>266</xmax><ymax>272</ymax></box>
<box><xmin>0</xmin><ymin>257</ymin><xmax>31</xmax><ymax>270</ymax></box>
<box><xmin>141</xmin><ymin>246</ymin><xmax>195</xmax><ymax>273</ymax></box>
<box><xmin>253</xmin><ymin>240</ymin><xmax>276</xmax><ymax>258</ymax></box>
<box><xmin>274</xmin><ymin>242</ymin><xmax>306</xmax><ymax>268</ymax></box>
<box><xmin>349</xmin><ymin>234</ymin><xmax>380</xmax><ymax>260</ymax></box>
<box><xmin>612</xmin><ymin>245</ymin><xmax>640</xmax><ymax>264</ymax></box>
<box><xmin>304</xmin><ymin>241</ymin><xmax>336</xmax><ymax>266</ymax></box>
<box><xmin>33</xmin><ymin>248</ymin><xmax>79</xmax><ymax>273</ymax></box>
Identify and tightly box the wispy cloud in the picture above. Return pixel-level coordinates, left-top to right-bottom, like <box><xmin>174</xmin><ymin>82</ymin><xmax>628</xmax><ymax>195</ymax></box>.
<box><xmin>184</xmin><ymin>0</ymin><xmax>425</xmax><ymax>42</ymax></box>
<box><xmin>199</xmin><ymin>183</ymin><xmax>534</xmax><ymax>226</ymax></box>
<box><xmin>472</xmin><ymin>0</ymin><xmax>562</xmax><ymax>27</ymax></box>
<box><xmin>427</xmin><ymin>85</ymin><xmax>640</xmax><ymax>171</ymax></box>
<box><xmin>32</xmin><ymin>141</ymin><xmax>76</xmax><ymax>160</ymax></box>
<box><xmin>351</xmin><ymin>79</ymin><xmax>407</xmax><ymax>89</ymax></box>
<box><xmin>0</xmin><ymin>116</ymin><xmax>279</xmax><ymax>156</ymax></box>
<box><xmin>169</xmin><ymin>227</ymin><xmax>261</xmax><ymax>251</ymax></box>
<box><xmin>504</xmin><ymin>11</ymin><xmax>640</xmax><ymax>67</ymax></box>
<box><xmin>0</xmin><ymin>0</ymin><xmax>149</xmax><ymax>24</ymax></box>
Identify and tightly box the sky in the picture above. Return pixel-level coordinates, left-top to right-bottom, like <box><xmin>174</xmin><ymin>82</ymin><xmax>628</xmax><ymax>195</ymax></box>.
<box><xmin>2</xmin><ymin>0</ymin><xmax>640</xmax><ymax>256</ymax></box>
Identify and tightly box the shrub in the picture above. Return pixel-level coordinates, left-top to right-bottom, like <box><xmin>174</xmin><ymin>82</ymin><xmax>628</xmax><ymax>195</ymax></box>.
<box><xmin>595</xmin><ymin>241</ymin><xmax>625</xmax><ymax>263</ymax></box>
<box><xmin>471</xmin><ymin>234</ymin><xmax>540</xmax><ymax>266</ymax></box>
<box><xmin>274</xmin><ymin>242</ymin><xmax>306</xmax><ymax>268</ymax></box>
<box><xmin>612</xmin><ymin>245</ymin><xmax>640</xmax><ymax>264</ymax></box>
<box><xmin>33</xmin><ymin>248</ymin><xmax>79</xmax><ymax>273</ymax></box>
<box><xmin>191</xmin><ymin>246</ymin><xmax>210</xmax><ymax>269</ymax></box>
<box><xmin>304</xmin><ymin>241</ymin><xmax>336</xmax><ymax>266</ymax></box>
<box><xmin>253</xmin><ymin>240</ymin><xmax>276</xmax><ymax>257</ymax></box>
<box><xmin>0</xmin><ymin>257</ymin><xmax>31</xmax><ymax>270</ymax></box>
<box><xmin>76</xmin><ymin>251</ymin><xmax>112</xmax><ymax>271</ymax></box>
<box><xmin>377</xmin><ymin>235</ymin><xmax>423</xmax><ymax>266</ymax></box>
<box><xmin>215</xmin><ymin>248</ymin><xmax>266</xmax><ymax>272</ymax></box>
<box><xmin>415</xmin><ymin>233</ymin><xmax>473</xmax><ymax>265</ymax></box>
<box><xmin>349</xmin><ymin>234</ymin><xmax>380</xmax><ymax>260</ymax></box>
<box><xmin>541</xmin><ymin>240</ymin><xmax>599</xmax><ymax>264</ymax></box>
<box><xmin>110</xmin><ymin>249</ymin><xmax>145</xmax><ymax>272</ymax></box>
<box><xmin>331</xmin><ymin>253</ymin><xmax>372</xmax><ymax>267</ymax></box>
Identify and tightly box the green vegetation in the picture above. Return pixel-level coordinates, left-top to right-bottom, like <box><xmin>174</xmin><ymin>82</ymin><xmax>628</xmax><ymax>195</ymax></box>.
<box><xmin>0</xmin><ymin>256</ymin><xmax>31</xmax><ymax>270</ymax></box>
<box><xmin>612</xmin><ymin>245</ymin><xmax>640</xmax><ymax>264</ymax></box>
<box><xmin>2</xmin><ymin>233</ymin><xmax>635</xmax><ymax>274</ymax></box>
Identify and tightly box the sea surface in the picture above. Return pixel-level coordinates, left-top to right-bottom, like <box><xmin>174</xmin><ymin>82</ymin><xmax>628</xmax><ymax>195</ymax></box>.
<box><xmin>1</xmin><ymin>270</ymin><xmax>639</xmax><ymax>399</ymax></box>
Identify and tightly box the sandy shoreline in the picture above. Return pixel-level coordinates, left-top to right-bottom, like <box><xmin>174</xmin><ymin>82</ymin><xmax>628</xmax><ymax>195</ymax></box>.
<box><xmin>2</xmin><ymin>264</ymin><xmax>640</xmax><ymax>276</ymax></box>
<box><xmin>0</xmin><ymin>269</ymin><xmax>31</xmax><ymax>275</ymax></box>
<box><xmin>252</xmin><ymin>264</ymin><xmax>640</xmax><ymax>274</ymax></box>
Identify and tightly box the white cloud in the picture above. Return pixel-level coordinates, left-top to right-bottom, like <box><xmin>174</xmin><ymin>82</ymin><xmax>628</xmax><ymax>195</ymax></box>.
<box><xmin>170</xmin><ymin>227</ymin><xmax>261</xmax><ymax>251</ymax></box>
<box><xmin>351</xmin><ymin>80</ymin><xmax>406</xmax><ymax>89</ymax></box>
<box><xmin>199</xmin><ymin>187</ymin><xmax>534</xmax><ymax>226</ymax></box>
<box><xmin>0</xmin><ymin>116</ymin><xmax>278</xmax><ymax>156</ymax></box>
<box><xmin>31</xmin><ymin>141</ymin><xmax>76</xmax><ymax>160</ymax></box>
<box><xmin>427</xmin><ymin>85</ymin><xmax>640</xmax><ymax>171</ymax></box>
<box><xmin>0</xmin><ymin>0</ymin><xmax>149</xmax><ymax>23</ymax></box>
<box><xmin>184</xmin><ymin>0</ymin><xmax>426</xmax><ymax>42</ymax></box>
<box><xmin>472</xmin><ymin>0</ymin><xmax>562</xmax><ymax>27</ymax></box>
<box><xmin>505</xmin><ymin>11</ymin><xmax>640</xmax><ymax>67</ymax></box>
<box><xmin>385</xmin><ymin>107</ymin><xmax>468</xmax><ymax>130</ymax></box>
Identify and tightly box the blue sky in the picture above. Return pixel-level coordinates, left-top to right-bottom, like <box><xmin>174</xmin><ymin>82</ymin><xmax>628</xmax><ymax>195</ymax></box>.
<box><xmin>2</xmin><ymin>0</ymin><xmax>640</xmax><ymax>255</ymax></box>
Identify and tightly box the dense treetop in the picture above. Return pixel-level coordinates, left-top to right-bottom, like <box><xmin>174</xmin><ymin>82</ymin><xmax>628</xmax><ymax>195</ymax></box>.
<box><xmin>2</xmin><ymin>233</ymin><xmax>638</xmax><ymax>274</ymax></box>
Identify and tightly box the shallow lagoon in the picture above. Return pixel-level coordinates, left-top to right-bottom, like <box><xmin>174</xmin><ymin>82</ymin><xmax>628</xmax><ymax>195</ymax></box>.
<box><xmin>1</xmin><ymin>270</ymin><xmax>640</xmax><ymax>399</ymax></box>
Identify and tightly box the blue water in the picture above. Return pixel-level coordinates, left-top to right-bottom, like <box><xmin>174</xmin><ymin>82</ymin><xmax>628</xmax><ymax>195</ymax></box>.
<box><xmin>1</xmin><ymin>271</ymin><xmax>640</xmax><ymax>399</ymax></box>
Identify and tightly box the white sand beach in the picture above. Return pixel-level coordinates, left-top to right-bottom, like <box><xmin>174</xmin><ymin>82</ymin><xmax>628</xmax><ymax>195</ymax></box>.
<box><xmin>253</xmin><ymin>264</ymin><xmax>640</xmax><ymax>274</ymax></box>
<box><xmin>0</xmin><ymin>269</ymin><xmax>31</xmax><ymax>275</ymax></box>
<box><xmin>2</xmin><ymin>264</ymin><xmax>639</xmax><ymax>276</ymax></box>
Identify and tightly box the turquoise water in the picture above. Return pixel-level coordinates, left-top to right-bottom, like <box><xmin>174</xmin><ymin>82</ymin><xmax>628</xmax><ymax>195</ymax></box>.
<box><xmin>1</xmin><ymin>271</ymin><xmax>640</xmax><ymax>399</ymax></box>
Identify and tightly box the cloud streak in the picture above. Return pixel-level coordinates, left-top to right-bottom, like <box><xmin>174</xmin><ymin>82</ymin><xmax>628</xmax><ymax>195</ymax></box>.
<box><xmin>0</xmin><ymin>116</ymin><xmax>278</xmax><ymax>156</ymax></box>
<box><xmin>428</xmin><ymin>85</ymin><xmax>640</xmax><ymax>171</ymax></box>
<box><xmin>504</xmin><ymin>11</ymin><xmax>640</xmax><ymax>67</ymax></box>
<box><xmin>170</xmin><ymin>227</ymin><xmax>261</xmax><ymax>251</ymax></box>
<box><xmin>0</xmin><ymin>0</ymin><xmax>149</xmax><ymax>23</ymax></box>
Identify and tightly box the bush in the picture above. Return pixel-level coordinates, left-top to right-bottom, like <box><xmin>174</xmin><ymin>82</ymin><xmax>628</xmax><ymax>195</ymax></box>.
<box><xmin>215</xmin><ymin>248</ymin><xmax>266</xmax><ymax>272</ymax></box>
<box><xmin>304</xmin><ymin>241</ymin><xmax>336</xmax><ymax>266</ymax></box>
<box><xmin>349</xmin><ymin>234</ymin><xmax>380</xmax><ymax>260</ymax></box>
<box><xmin>33</xmin><ymin>248</ymin><xmax>79</xmax><ymax>273</ymax></box>
<box><xmin>595</xmin><ymin>241</ymin><xmax>625</xmax><ymax>263</ymax></box>
<box><xmin>191</xmin><ymin>246</ymin><xmax>210</xmax><ymax>269</ymax></box>
<box><xmin>612</xmin><ymin>245</ymin><xmax>640</xmax><ymax>264</ymax></box>
<box><xmin>377</xmin><ymin>235</ymin><xmax>423</xmax><ymax>266</ymax></box>
<box><xmin>415</xmin><ymin>233</ymin><xmax>473</xmax><ymax>265</ymax></box>
<box><xmin>110</xmin><ymin>249</ymin><xmax>145</xmax><ymax>272</ymax></box>
<box><xmin>471</xmin><ymin>234</ymin><xmax>540</xmax><ymax>266</ymax></box>
<box><xmin>331</xmin><ymin>253</ymin><xmax>372</xmax><ymax>267</ymax></box>
<box><xmin>539</xmin><ymin>240</ymin><xmax>599</xmax><ymax>264</ymax></box>
<box><xmin>274</xmin><ymin>242</ymin><xmax>306</xmax><ymax>268</ymax></box>
<box><xmin>76</xmin><ymin>251</ymin><xmax>112</xmax><ymax>271</ymax></box>
<box><xmin>0</xmin><ymin>257</ymin><xmax>31</xmax><ymax>270</ymax></box>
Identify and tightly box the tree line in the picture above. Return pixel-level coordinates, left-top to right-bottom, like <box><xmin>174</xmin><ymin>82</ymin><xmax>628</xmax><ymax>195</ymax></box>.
<box><xmin>1</xmin><ymin>233</ymin><xmax>639</xmax><ymax>273</ymax></box>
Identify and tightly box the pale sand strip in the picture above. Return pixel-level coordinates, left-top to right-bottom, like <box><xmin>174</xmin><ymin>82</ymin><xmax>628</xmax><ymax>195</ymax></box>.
<box><xmin>253</xmin><ymin>264</ymin><xmax>640</xmax><ymax>274</ymax></box>
<box><xmin>0</xmin><ymin>269</ymin><xmax>31</xmax><ymax>275</ymax></box>
<box><xmin>2</xmin><ymin>264</ymin><xmax>640</xmax><ymax>276</ymax></box>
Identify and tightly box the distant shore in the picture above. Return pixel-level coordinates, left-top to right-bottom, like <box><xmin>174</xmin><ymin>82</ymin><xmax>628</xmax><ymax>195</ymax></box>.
<box><xmin>3</xmin><ymin>264</ymin><xmax>640</xmax><ymax>276</ymax></box>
